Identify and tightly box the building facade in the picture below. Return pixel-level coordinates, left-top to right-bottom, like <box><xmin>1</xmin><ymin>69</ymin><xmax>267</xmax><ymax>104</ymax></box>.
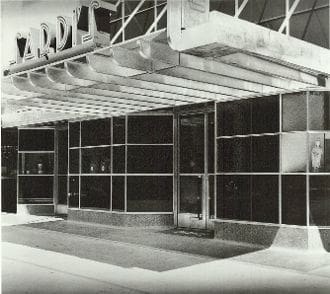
<box><xmin>2</xmin><ymin>0</ymin><xmax>330</xmax><ymax>249</ymax></box>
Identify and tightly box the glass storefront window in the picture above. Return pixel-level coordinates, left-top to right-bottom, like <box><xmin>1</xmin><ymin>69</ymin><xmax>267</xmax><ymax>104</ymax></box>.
<box><xmin>217</xmin><ymin>175</ymin><xmax>251</xmax><ymax>221</ymax></box>
<box><xmin>68</xmin><ymin>176</ymin><xmax>79</xmax><ymax>208</ymax></box>
<box><xmin>58</xmin><ymin>176</ymin><xmax>68</xmax><ymax>205</ymax></box>
<box><xmin>69</xmin><ymin>122</ymin><xmax>80</xmax><ymax>147</ymax></box>
<box><xmin>282</xmin><ymin>133</ymin><xmax>307</xmax><ymax>173</ymax></box>
<box><xmin>281</xmin><ymin>175</ymin><xmax>306</xmax><ymax>226</ymax></box>
<box><xmin>127</xmin><ymin>176</ymin><xmax>173</xmax><ymax>212</ymax></box>
<box><xmin>282</xmin><ymin>92</ymin><xmax>307</xmax><ymax>132</ymax></box>
<box><xmin>180</xmin><ymin>176</ymin><xmax>203</xmax><ymax>214</ymax></box>
<box><xmin>19</xmin><ymin>176</ymin><xmax>53</xmax><ymax>200</ymax></box>
<box><xmin>217</xmin><ymin>100</ymin><xmax>251</xmax><ymax>136</ymax></box>
<box><xmin>113</xmin><ymin>146</ymin><xmax>125</xmax><ymax>174</ymax></box>
<box><xmin>252</xmin><ymin>96</ymin><xmax>279</xmax><ymax>134</ymax></box>
<box><xmin>251</xmin><ymin>176</ymin><xmax>279</xmax><ymax>223</ymax></box>
<box><xmin>208</xmin><ymin>113</ymin><xmax>215</xmax><ymax>173</ymax></box>
<box><xmin>81</xmin><ymin>118</ymin><xmax>111</xmax><ymax>147</ymax></box>
<box><xmin>113</xmin><ymin>117</ymin><xmax>126</xmax><ymax>144</ymax></box>
<box><xmin>19</xmin><ymin>129</ymin><xmax>54</xmax><ymax>151</ymax></box>
<box><xmin>128</xmin><ymin>116</ymin><xmax>173</xmax><ymax>144</ymax></box>
<box><xmin>127</xmin><ymin>146</ymin><xmax>173</xmax><ymax>173</ymax></box>
<box><xmin>180</xmin><ymin>114</ymin><xmax>204</xmax><ymax>173</ymax></box>
<box><xmin>310</xmin><ymin>175</ymin><xmax>330</xmax><ymax>226</ymax></box>
<box><xmin>58</xmin><ymin>129</ymin><xmax>68</xmax><ymax>174</ymax></box>
<box><xmin>217</xmin><ymin>137</ymin><xmax>251</xmax><ymax>172</ymax></box>
<box><xmin>81</xmin><ymin>147</ymin><xmax>111</xmax><ymax>174</ymax></box>
<box><xmin>252</xmin><ymin>135</ymin><xmax>279</xmax><ymax>172</ymax></box>
<box><xmin>69</xmin><ymin>149</ymin><xmax>79</xmax><ymax>174</ymax></box>
<box><xmin>80</xmin><ymin>176</ymin><xmax>110</xmax><ymax>210</ymax></box>
<box><xmin>309</xmin><ymin>92</ymin><xmax>330</xmax><ymax>130</ymax></box>
<box><xmin>112</xmin><ymin>176</ymin><xmax>125</xmax><ymax>211</ymax></box>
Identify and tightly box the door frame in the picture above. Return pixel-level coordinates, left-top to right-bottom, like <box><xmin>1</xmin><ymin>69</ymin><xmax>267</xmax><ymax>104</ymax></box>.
<box><xmin>175</xmin><ymin>104</ymin><xmax>214</xmax><ymax>229</ymax></box>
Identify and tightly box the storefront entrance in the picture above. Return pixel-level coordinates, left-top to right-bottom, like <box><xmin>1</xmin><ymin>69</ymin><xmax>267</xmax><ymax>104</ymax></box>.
<box><xmin>177</xmin><ymin>105</ymin><xmax>215</xmax><ymax>229</ymax></box>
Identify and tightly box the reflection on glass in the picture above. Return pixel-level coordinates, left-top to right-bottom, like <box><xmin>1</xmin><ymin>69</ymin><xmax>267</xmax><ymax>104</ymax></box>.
<box><xmin>128</xmin><ymin>116</ymin><xmax>173</xmax><ymax>144</ymax></box>
<box><xmin>81</xmin><ymin>118</ymin><xmax>111</xmax><ymax>147</ymax></box>
<box><xmin>282</xmin><ymin>133</ymin><xmax>307</xmax><ymax>172</ymax></box>
<box><xmin>310</xmin><ymin>176</ymin><xmax>330</xmax><ymax>226</ymax></box>
<box><xmin>69</xmin><ymin>149</ymin><xmax>79</xmax><ymax>174</ymax></box>
<box><xmin>252</xmin><ymin>96</ymin><xmax>279</xmax><ymax>134</ymax></box>
<box><xmin>58</xmin><ymin>176</ymin><xmax>67</xmax><ymax>205</ymax></box>
<box><xmin>252</xmin><ymin>135</ymin><xmax>279</xmax><ymax>172</ymax></box>
<box><xmin>282</xmin><ymin>175</ymin><xmax>306</xmax><ymax>226</ymax></box>
<box><xmin>180</xmin><ymin>114</ymin><xmax>204</xmax><ymax>173</ymax></box>
<box><xmin>127</xmin><ymin>176</ymin><xmax>173</xmax><ymax>212</ymax></box>
<box><xmin>80</xmin><ymin>176</ymin><xmax>110</xmax><ymax>210</ymax></box>
<box><xmin>69</xmin><ymin>122</ymin><xmax>80</xmax><ymax>147</ymax></box>
<box><xmin>112</xmin><ymin>176</ymin><xmax>125</xmax><ymax>211</ymax></box>
<box><xmin>309</xmin><ymin>91</ymin><xmax>330</xmax><ymax>130</ymax></box>
<box><xmin>251</xmin><ymin>176</ymin><xmax>278</xmax><ymax>223</ymax></box>
<box><xmin>68</xmin><ymin>176</ymin><xmax>79</xmax><ymax>208</ymax></box>
<box><xmin>217</xmin><ymin>137</ymin><xmax>251</xmax><ymax>172</ymax></box>
<box><xmin>127</xmin><ymin>146</ymin><xmax>173</xmax><ymax>173</ymax></box>
<box><xmin>180</xmin><ymin>176</ymin><xmax>203</xmax><ymax>216</ymax></box>
<box><xmin>19</xmin><ymin>129</ymin><xmax>54</xmax><ymax>151</ymax></box>
<box><xmin>113</xmin><ymin>146</ymin><xmax>125</xmax><ymax>174</ymax></box>
<box><xmin>217</xmin><ymin>100</ymin><xmax>251</xmax><ymax>136</ymax></box>
<box><xmin>19</xmin><ymin>153</ymin><xmax>54</xmax><ymax>174</ymax></box>
<box><xmin>113</xmin><ymin>117</ymin><xmax>125</xmax><ymax>144</ymax></box>
<box><xmin>19</xmin><ymin>176</ymin><xmax>53</xmax><ymax>200</ymax></box>
<box><xmin>81</xmin><ymin>147</ymin><xmax>110</xmax><ymax>174</ymax></box>
<box><xmin>282</xmin><ymin>92</ymin><xmax>307</xmax><ymax>131</ymax></box>
<box><xmin>217</xmin><ymin>175</ymin><xmax>251</xmax><ymax>221</ymax></box>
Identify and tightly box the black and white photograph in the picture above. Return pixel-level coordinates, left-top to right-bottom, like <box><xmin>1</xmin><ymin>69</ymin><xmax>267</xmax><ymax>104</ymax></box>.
<box><xmin>1</xmin><ymin>0</ymin><xmax>330</xmax><ymax>293</ymax></box>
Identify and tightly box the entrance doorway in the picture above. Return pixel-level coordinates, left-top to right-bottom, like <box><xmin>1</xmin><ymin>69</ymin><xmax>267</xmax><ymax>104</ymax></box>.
<box><xmin>177</xmin><ymin>106</ymin><xmax>215</xmax><ymax>229</ymax></box>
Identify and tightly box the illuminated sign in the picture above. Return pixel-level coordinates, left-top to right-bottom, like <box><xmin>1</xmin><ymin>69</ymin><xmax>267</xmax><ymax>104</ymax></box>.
<box><xmin>15</xmin><ymin>0</ymin><xmax>116</xmax><ymax>64</ymax></box>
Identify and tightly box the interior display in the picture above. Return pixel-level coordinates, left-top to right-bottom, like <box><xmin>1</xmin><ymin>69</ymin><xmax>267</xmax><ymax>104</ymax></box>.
<box><xmin>311</xmin><ymin>139</ymin><xmax>323</xmax><ymax>172</ymax></box>
<box><xmin>19</xmin><ymin>153</ymin><xmax>54</xmax><ymax>175</ymax></box>
<box><xmin>81</xmin><ymin>147</ymin><xmax>111</xmax><ymax>174</ymax></box>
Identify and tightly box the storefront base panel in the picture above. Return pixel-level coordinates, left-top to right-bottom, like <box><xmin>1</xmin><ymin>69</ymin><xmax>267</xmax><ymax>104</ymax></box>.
<box><xmin>68</xmin><ymin>209</ymin><xmax>174</xmax><ymax>227</ymax></box>
<box><xmin>214</xmin><ymin>220</ymin><xmax>330</xmax><ymax>252</ymax></box>
<box><xmin>17</xmin><ymin>204</ymin><xmax>54</xmax><ymax>216</ymax></box>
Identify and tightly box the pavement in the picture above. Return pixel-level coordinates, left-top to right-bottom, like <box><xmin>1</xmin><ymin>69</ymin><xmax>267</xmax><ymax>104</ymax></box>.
<box><xmin>2</xmin><ymin>213</ymin><xmax>330</xmax><ymax>293</ymax></box>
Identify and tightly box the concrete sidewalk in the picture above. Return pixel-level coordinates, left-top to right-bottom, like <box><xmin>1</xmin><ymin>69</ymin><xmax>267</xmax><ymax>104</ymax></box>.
<box><xmin>2</xmin><ymin>214</ymin><xmax>330</xmax><ymax>293</ymax></box>
<box><xmin>3</xmin><ymin>241</ymin><xmax>330</xmax><ymax>294</ymax></box>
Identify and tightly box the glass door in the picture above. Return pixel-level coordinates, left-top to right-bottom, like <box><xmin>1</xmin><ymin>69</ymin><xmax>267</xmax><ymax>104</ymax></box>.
<box><xmin>178</xmin><ymin>113</ymin><xmax>209</xmax><ymax>229</ymax></box>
